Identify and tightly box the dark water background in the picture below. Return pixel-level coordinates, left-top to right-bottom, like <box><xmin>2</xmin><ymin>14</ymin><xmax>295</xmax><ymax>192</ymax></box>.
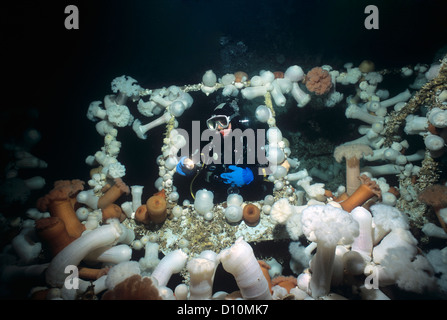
<box><xmin>2</xmin><ymin>0</ymin><xmax>447</xmax><ymax>206</ymax></box>
<box><xmin>1</xmin><ymin>0</ymin><xmax>447</xmax><ymax>301</ymax></box>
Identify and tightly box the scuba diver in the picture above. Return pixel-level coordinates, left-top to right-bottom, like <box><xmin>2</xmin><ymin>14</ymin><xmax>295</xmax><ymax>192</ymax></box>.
<box><xmin>175</xmin><ymin>98</ymin><xmax>273</xmax><ymax>203</ymax></box>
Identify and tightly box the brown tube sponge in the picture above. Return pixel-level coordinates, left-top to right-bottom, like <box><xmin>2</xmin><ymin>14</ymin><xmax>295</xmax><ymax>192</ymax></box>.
<box><xmin>243</xmin><ymin>203</ymin><xmax>261</xmax><ymax>227</ymax></box>
<box><xmin>135</xmin><ymin>204</ymin><xmax>150</xmax><ymax>224</ymax></box>
<box><xmin>146</xmin><ymin>189</ymin><xmax>167</xmax><ymax>224</ymax></box>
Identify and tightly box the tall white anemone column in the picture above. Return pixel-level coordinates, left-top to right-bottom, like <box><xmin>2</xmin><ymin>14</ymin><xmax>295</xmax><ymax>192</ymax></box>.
<box><xmin>187</xmin><ymin>250</ymin><xmax>219</xmax><ymax>300</ymax></box>
<box><xmin>218</xmin><ymin>237</ymin><xmax>272</xmax><ymax>300</ymax></box>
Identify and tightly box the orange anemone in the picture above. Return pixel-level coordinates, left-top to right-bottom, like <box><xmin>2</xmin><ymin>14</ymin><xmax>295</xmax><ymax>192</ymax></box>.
<box><xmin>273</xmin><ymin>71</ymin><xmax>284</xmax><ymax>79</ymax></box>
<box><xmin>339</xmin><ymin>175</ymin><xmax>381</xmax><ymax>212</ymax></box>
<box><xmin>97</xmin><ymin>178</ymin><xmax>130</xmax><ymax>209</ymax></box>
<box><xmin>79</xmin><ymin>266</ymin><xmax>110</xmax><ymax>280</ymax></box>
<box><xmin>258</xmin><ymin>260</ymin><xmax>272</xmax><ymax>293</ymax></box>
<box><xmin>102</xmin><ymin>274</ymin><xmax>162</xmax><ymax>300</ymax></box>
<box><xmin>418</xmin><ymin>184</ymin><xmax>447</xmax><ymax>233</ymax></box>
<box><xmin>36</xmin><ymin>179</ymin><xmax>86</xmax><ymax>239</ymax></box>
<box><xmin>35</xmin><ymin>217</ymin><xmax>75</xmax><ymax>256</ymax></box>
<box><xmin>234</xmin><ymin>71</ymin><xmax>248</xmax><ymax>83</ymax></box>
<box><xmin>271</xmin><ymin>275</ymin><xmax>298</xmax><ymax>293</ymax></box>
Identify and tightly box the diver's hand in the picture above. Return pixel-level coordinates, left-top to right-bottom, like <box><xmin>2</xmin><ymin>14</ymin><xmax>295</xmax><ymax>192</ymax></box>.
<box><xmin>220</xmin><ymin>165</ymin><xmax>254</xmax><ymax>187</ymax></box>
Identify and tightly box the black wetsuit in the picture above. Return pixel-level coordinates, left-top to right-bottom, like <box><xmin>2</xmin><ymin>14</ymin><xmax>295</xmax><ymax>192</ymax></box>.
<box><xmin>177</xmin><ymin>115</ymin><xmax>273</xmax><ymax>203</ymax></box>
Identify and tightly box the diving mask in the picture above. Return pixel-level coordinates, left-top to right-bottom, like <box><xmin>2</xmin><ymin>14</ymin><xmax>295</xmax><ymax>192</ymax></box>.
<box><xmin>206</xmin><ymin>114</ymin><xmax>231</xmax><ymax>130</ymax></box>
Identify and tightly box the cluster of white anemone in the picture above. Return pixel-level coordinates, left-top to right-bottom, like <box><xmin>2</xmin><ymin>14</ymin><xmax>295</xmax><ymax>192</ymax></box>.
<box><xmin>5</xmin><ymin>58</ymin><xmax>447</xmax><ymax>301</ymax></box>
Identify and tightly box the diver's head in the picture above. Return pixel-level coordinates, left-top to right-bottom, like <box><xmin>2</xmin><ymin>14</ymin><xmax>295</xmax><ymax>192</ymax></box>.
<box><xmin>206</xmin><ymin>99</ymin><xmax>240</xmax><ymax>133</ymax></box>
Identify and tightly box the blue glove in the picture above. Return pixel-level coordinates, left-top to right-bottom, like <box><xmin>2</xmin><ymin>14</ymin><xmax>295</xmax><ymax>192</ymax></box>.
<box><xmin>220</xmin><ymin>165</ymin><xmax>254</xmax><ymax>187</ymax></box>
<box><xmin>176</xmin><ymin>156</ymin><xmax>193</xmax><ymax>176</ymax></box>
